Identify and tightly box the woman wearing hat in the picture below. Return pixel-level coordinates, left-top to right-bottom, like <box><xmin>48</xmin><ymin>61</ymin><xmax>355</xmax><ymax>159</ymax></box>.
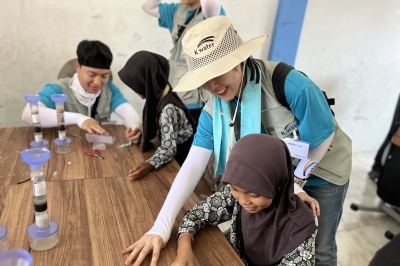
<box><xmin>122</xmin><ymin>16</ymin><xmax>351</xmax><ymax>266</ymax></box>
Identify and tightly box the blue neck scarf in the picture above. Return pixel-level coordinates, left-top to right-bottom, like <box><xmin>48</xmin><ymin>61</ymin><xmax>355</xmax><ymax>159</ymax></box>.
<box><xmin>213</xmin><ymin>68</ymin><xmax>262</xmax><ymax>176</ymax></box>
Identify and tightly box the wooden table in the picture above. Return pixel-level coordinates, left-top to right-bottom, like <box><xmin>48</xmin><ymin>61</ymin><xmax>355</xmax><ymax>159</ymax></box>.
<box><xmin>0</xmin><ymin>125</ymin><xmax>155</xmax><ymax>184</ymax></box>
<box><xmin>0</xmin><ymin>125</ymin><xmax>244</xmax><ymax>265</ymax></box>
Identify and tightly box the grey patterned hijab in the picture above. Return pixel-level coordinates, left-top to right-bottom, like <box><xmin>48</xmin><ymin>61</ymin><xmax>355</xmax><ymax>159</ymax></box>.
<box><xmin>221</xmin><ymin>134</ymin><xmax>317</xmax><ymax>265</ymax></box>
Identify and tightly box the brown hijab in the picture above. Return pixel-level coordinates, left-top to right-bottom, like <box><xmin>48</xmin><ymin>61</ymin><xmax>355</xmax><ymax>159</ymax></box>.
<box><xmin>221</xmin><ymin>134</ymin><xmax>317</xmax><ymax>265</ymax></box>
<box><xmin>118</xmin><ymin>51</ymin><xmax>195</xmax><ymax>152</ymax></box>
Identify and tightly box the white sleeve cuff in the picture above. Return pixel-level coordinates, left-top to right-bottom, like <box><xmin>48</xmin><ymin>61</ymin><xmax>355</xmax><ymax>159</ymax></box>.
<box><xmin>114</xmin><ymin>103</ymin><xmax>141</xmax><ymax>129</ymax></box>
<box><xmin>294</xmin><ymin>182</ymin><xmax>305</xmax><ymax>194</ymax></box>
<box><xmin>146</xmin><ymin>146</ymin><xmax>212</xmax><ymax>243</ymax></box>
<box><xmin>73</xmin><ymin>114</ymin><xmax>91</xmax><ymax>128</ymax></box>
<box><xmin>294</xmin><ymin>132</ymin><xmax>335</xmax><ymax>179</ymax></box>
<box><xmin>142</xmin><ymin>0</ymin><xmax>161</xmax><ymax>17</ymax></box>
<box><xmin>200</xmin><ymin>0</ymin><xmax>221</xmax><ymax>18</ymax></box>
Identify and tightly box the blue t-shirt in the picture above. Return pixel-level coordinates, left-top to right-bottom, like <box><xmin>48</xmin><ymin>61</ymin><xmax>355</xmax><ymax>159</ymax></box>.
<box><xmin>193</xmin><ymin>69</ymin><xmax>335</xmax><ymax>186</ymax></box>
<box><xmin>158</xmin><ymin>3</ymin><xmax>226</xmax><ymax>33</ymax></box>
<box><xmin>38</xmin><ymin>80</ymin><xmax>128</xmax><ymax>112</ymax></box>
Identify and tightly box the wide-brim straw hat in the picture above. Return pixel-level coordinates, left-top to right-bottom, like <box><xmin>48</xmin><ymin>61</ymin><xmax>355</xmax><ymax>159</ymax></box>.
<box><xmin>173</xmin><ymin>16</ymin><xmax>266</xmax><ymax>92</ymax></box>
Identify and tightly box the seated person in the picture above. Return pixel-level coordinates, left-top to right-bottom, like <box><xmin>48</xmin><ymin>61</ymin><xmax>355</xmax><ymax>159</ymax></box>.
<box><xmin>368</xmin><ymin>94</ymin><xmax>400</xmax><ymax>182</ymax></box>
<box><xmin>22</xmin><ymin>40</ymin><xmax>141</xmax><ymax>142</ymax></box>
<box><xmin>173</xmin><ymin>134</ymin><xmax>317</xmax><ymax>266</ymax></box>
<box><xmin>118</xmin><ymin>51</ymin><xmax>195</xmax><ymax>180</ymax></box>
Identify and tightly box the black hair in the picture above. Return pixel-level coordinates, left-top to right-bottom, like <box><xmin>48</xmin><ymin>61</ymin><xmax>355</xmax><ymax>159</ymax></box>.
<box><xmin>195</xmin><ymin>57</ymin><xmax>261</xmax><ymax>103</ymax></box>
<box><xmin>76</xmin><ymin>40</ymin><xmax>113</xmax><ymax>69</ymax></box>
<box><xmin>244</xmin><ymin>56</ymin><xmax>261</xmax><ymax>84</ymax></box>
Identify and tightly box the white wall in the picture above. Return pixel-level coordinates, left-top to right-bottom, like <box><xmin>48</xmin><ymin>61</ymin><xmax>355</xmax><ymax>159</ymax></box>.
<box><xmin>1</xmin><ymin>0</ymin><xmax>398</xmax><ymax>153</ymax></box>
<box><xmin>296</xmin><ymin>0</ymin><xmax>400</xmax><ymax>152</ymax></box>
<box><xmin>0</xmin><ymin>0</ymin><xmax>276</xmax><ymax>127</ymax></box>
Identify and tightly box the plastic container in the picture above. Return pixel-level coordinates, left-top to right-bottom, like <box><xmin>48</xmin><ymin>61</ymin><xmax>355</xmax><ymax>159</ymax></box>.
<box><xmin>92</xmin><ymin>142</ymin><xmax>106</xmax><ymax>151</ymax></box>
<box><xmin>85</xmin><ymin>134</ymin><xmax>115</xmax><ymax>145</ymax></box>
<box><xmin>0</xmin><ymin>249</ymin><xmax>32</xmax><ymax>266</ymax></box>
<box><xmin>54</xmin><ymin>138</ymin><xmax>72</xmax><ymax>154</ymax></box>
<box><xmin>0</xmin><ymin>225</ymin><xmax>9</xmax><ymax>251</ymax></box>
<box><xmin>27</xmin><ymin>221</ymin><xmax>59</xmax><ymax>251</ymax></box>
<box><xmin>30</xmin><ymin>139</ymin><xmax>49</xmax><ymax>149</ymax></box>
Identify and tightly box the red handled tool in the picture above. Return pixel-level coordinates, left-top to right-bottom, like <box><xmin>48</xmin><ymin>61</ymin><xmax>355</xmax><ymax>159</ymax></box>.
<box><xmin>84</xmin><ymin>149</ymin><xmax>104</xmax><ymax>160</ymax></box>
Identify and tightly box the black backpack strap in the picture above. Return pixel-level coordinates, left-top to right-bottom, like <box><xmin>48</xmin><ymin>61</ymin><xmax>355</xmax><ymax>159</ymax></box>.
<box><xmin>271</xmin><ymin>62</ymin><xmax>336</xmax><ymax>116</ymax></box>
<box><xmin>175</xmin><ymin>7</ymin><xmax>202</xmax><ymax>43</ymax></box>
<box><xmin>271</xmin><ymin>62</ymin><xmax>294</xmax><ymax>109</ymax></box>
<box><xmin>324</xmin><ymin>91</ymin><xmax>335</xmax><ymax>106</ymax></box>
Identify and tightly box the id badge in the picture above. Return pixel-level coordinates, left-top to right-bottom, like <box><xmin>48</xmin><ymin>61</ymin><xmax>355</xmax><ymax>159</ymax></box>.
<box><xmin>283</xmin><ymin>139</ymin><xmax>310</xmax><ymax>160</ymax></box>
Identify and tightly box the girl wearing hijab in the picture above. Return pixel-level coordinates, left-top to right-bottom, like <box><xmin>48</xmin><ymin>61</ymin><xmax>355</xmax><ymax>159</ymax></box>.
<box><xmin>173</xmin><ymin>134</ymin><xmax>317</xmax><ymax>266</ymax></box>
<box><xmin>118</xmin><ymin>51</ymin><xmax>196</xmax><ymax>180</ymax></box>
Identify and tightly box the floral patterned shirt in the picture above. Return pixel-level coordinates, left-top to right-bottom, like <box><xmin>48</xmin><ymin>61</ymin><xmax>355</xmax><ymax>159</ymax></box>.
<box><xmin>147</xmin><ymin>103</ymin><xmax>193</xmax><ymax>170</ymax></box>
<box><xmin>177</xmin><ymin>184</ymin><xmax>317</xmax><ymax>266</ymax></box>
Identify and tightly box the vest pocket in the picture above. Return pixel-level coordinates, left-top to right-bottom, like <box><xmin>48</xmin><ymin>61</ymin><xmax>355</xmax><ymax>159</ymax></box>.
<box><xmin>314</xmin><ymin>125</ymin><xmax>352</xmax><ymax>184</ymax></box>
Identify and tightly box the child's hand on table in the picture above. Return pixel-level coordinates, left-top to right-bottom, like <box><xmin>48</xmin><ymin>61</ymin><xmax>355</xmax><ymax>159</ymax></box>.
<box><xmin>128</xmin><ymin>162</ymin><xmax>154</xmax><ymax>180</ymax></box>
<box><xmin>171</xmin><ymin>235</ymin><xmax>194</xmax><ymax>266</ymax></box>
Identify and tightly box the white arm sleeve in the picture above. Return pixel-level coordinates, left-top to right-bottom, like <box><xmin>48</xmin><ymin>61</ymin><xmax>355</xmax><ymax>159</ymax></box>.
<box><xmin>294</xmin><ymin>132</ymin><xmax>335</xmax><ymax>179</ymax></box>
<box><xmin>294</xmin><ymin>182</ymin><xmax>305</xmax><ymax>194</ymax></box>
<box><xmin>142</xmin><ymin>0</ymin><xmax>161</xmax><ymax>18</ymax></box>
<box><xmin>114</xmin><ymin>103</ymin><xmax>141</xmax><ymax>129</ymax></box>
<box><xmin>146</xmin><ymin>145</ymin><xmax>213</xmax><ymax>243</ymax></box>
<box><xmin>22</xmin><ymin>102</ymin><xmax>91</xmax><ymax>128</ymax></box>
<box><xmin>200</xmin><ymin>0</ymin><xmax>221</xmax><ymax>18</ymax></box>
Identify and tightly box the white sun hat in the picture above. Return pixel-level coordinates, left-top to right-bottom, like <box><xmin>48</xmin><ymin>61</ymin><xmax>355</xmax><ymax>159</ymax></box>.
<box><xmin>173</xmin><ymin>16</ymin><xmax>266</xmax><ymax>92</ymax></box>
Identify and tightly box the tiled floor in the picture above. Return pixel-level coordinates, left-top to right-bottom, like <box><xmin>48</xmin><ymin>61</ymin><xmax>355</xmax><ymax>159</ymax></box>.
<box><xmin>337</xmin><ymin>151</ymin><xmax>400</xmax><ymax>266</ymax></box>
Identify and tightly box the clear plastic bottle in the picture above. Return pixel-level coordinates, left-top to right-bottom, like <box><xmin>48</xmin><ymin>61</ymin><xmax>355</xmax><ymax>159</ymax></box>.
<box><xmin>30</xmin><ymin>164</ymin><xmax>49</xmax><ymax>229</ymax></box>
<box><xmin>24</xmin><ymin>94</ymin><xmax>49</xmax><ymax>148</ymax></box>
<box><xmin>21</xmin><ymin>148</ymin><xmax>59</xmax><ymax>251</ymax></box>
<box><xmin>51</xmin><ymin>94</ymin><xmax>71</xmax><ymax>154</ymax></box>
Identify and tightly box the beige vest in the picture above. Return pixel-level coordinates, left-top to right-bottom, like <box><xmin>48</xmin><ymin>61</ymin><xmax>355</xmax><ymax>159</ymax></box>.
<box><xmin>55</xmin><ymin>78</ymin><xmax>113</xmax><ymax>123</ymax></box>
<box><xmin>170</xmin><ymin>5</ymin><xmax>210</xmax><ymax>106</ymax></box>
<box><xmin>204</xmin><ymin>60</ymin><xmax>352</xmax><ymax>185</ymax></box>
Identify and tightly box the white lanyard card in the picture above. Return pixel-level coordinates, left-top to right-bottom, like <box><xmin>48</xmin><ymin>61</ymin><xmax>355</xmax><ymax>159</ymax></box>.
<box><xmin>283</xmin><ymin>139</ymin><xmax>309</xmax><ymax>160</ymax></box>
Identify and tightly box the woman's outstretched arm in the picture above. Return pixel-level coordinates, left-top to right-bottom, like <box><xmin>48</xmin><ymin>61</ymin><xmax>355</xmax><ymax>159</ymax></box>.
<box><xmin>122</xmin><ymin>145</ymin><xmax>212</xmax><ymax>266</ymax></box>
